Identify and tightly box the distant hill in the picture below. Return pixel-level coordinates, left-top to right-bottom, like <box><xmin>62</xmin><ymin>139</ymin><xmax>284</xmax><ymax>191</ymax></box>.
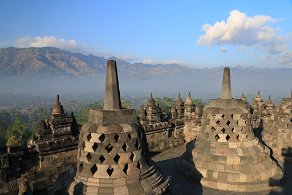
<box><xmin>0</xmin><ymin>47</ymin><xmax>190</xmax><ymax>78</ymax></box>
<box><xmin>0</xmin><ymin>47</ymin><xmax>291</xmax><ymax>100</ymax></box>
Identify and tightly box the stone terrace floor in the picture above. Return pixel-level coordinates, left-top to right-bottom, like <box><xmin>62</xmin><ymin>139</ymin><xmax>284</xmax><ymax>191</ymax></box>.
<box><xmin>151</xmin><ymin>144</ymin><xmax>292</xmax><ymax>195</ymax></box>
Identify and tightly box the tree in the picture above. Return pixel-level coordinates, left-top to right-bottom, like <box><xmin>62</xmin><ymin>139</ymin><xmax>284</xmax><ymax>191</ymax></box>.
<box><xmin>154</xmin><ymin>97</ymin><xmax>175</xmax><ymax>113</ymax></box>
<box><xmin>192</xmin><ymin>99</ymin><xmax>205</xmax><ymax>111</ymax></box>
<box><xmin>5</xmin><ymin>117</ymin><xmax>25</xmax><ymax>146</ymax></box>
<box><xmin>121</xmin><ymin>98</ymin><xmax>133</xmax><ymax>109</ymax></box>
<box><xmin>75</xmin><ymin>102</ymin><xmax>103</xmax><ymax>125</ymax></box>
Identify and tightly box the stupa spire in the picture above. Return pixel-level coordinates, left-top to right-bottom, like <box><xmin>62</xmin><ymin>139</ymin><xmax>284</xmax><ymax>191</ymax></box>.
<box><xmin>103</xmin><ymin>60</ymin><xmax>122</xmax><ymax>110</ymax></box>
<box><xmin>52</xmin><ymin>94</ymin><xmax>64</xmax><ymax>115</ymax></box>
<box><xmin>221</xmin><ymin>67</ymin><xmax>232</xmax><ymax>99</ymax></box>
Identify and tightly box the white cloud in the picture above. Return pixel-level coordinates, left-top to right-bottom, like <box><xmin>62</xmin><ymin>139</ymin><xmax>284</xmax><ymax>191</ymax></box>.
<box><xmin>197</xmin><ymin>10</ymin><xmax>287</xmax><ymax>54</ymax></box>
<box><xmin>13</xmin><ymin>36</ymin><xmax>83</xmax><ymax>51</ymax></box>
<box><xmin>142</xmin><ymin>58</ymin><xmax>185</xmax><ymax>65</ymax></box>
<box><xmin>279</xmin><ymin>51</ymin><xmax>292</xmax><ymax>66</ymax></box>
<box><xmin>220</xmin><ymin>47</ymin><xmax>228</xmax><ymax>53</ymax></box>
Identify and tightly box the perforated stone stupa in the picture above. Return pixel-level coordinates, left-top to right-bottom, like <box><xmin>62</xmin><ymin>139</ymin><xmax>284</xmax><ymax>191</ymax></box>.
<box><xmin>68</xmin><ymin>60</ymin><xmax>170</xmax><ymax>195</ymax></box>
<box><xmin>178</xmin><ymin>67</ymin><xmax>282</xmax><ymax>192</ymax></box>
<box><xmin>263</xmin><ymin>91</ymin><xmax>292</xmax><ymax>164</ymax></box>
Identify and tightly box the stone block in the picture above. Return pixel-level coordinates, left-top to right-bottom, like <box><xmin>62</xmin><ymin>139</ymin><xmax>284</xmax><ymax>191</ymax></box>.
<box><xmin>216</xmin><ymin>182</ymin><xmax>228</xmax><ymax>190</ymax></box>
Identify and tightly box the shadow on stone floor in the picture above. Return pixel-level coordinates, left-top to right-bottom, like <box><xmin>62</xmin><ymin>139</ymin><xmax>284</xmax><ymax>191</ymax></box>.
<box><xmin>269</xmin><ymin>148</ymin><xmax>292</xmax><ymax>195</ymax></box>
<box><xmin>154</xmin><ymin>141</ymin><xmax>203</xmax><ymax>195</ymax></box>
<box><xmin>148</xmin><ymin>151</ymin><xmax>161</xmax><ymax>158</ymax></box>
<box><xmin>156</xmin><ymin>156</ymin><xmax>203</xmax><ymax>195</ymax></box>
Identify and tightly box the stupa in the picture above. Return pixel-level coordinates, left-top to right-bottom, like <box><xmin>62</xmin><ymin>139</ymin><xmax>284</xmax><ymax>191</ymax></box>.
<box><xmin>178</xmin><ymin>67</ymin><xmax>282</xmax><ymax>192</ymax></box>
<box><xmin>263</xmin><ymin>91</ymin><xmax>292</xmax><ymax>164</ymax></box>
<box><xmin>68</xmin><ymin>60</ymin><xmax>170</xmax><ymax>194</ymax></box>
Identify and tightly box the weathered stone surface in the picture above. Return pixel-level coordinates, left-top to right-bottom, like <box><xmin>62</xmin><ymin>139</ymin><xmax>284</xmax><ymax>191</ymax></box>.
<box><xmin>68</xmin><ymin>60</ymin><xmax>170</xmax><ymax>194</ymax></box>
<box><xmin>177</xmin><ymin>67</ymin><xmax>283</xmax><ymax>192</ymax></box>
<box><xmin>221</xmin><ymin>67</ymin><xmax>232</xmax><ymax>100</ymax></box>
<box><xmin>103</xmin><ymin>60</ymin><xmax>122</xmax><ymax>110</ymax></box>
<box><xmin>263</xmin><ymin>93</ymin><xmax>292</xmax><ymax>165</ymax></box>
<box><xmin>0</xmin><ymin>95</ymin><xmax>80</xmax><ymax>194</ymax></box>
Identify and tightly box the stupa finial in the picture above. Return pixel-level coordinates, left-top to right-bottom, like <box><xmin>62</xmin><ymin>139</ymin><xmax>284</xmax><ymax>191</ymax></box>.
<box><xmin>221</xmin><ymin>67</ymin><xmax>232</xmax><ymax>99</ymax></box>
<box><xmin>103</xmin><ymin>60</ymin><xmax>122</xmax><ymax>110</ymax></box>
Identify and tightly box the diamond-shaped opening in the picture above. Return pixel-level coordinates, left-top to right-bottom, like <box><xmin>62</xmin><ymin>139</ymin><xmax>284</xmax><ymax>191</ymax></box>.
<box><xmin>135</xmin><ymin>140</ymin><xmax>140</xmax><ymax>149</ymax></box>
<box><xmin>113</xmin><ymin>154</ymin><xmax>120</xmax><ymax>163</ymax></box>
<box><xmin>123</xmin><ymin>163</ymin><xmax>128</xmax><ymax>175</ymax></box>
<box><xmin>128</xmin><ymin>133</ymin><xmax>132</xmax><ymax>140</ymax></box>
<box><xmin>92</xmin><ymin>143</ymin><xmax>98</xmax><ymax>152</ymax></box>
<box><xmin>236</xmin><ymin>134</ymin><xmax>240</xmax><ymax>140</ymax></box>
<box><xmin>226</xmin><ymin>120</ymin><xmax>231</xmax><ymax>126</ymax></box>
<box><xmin>99</xmin><ymin>155</ymin><xmax>105</xmax><ymax>164</ymax></box>
<box><xmin>86</xmin><ymin>153</ymin><xmax>92</xmax><ymax>162</ymax></box>
<box><xmin>99</xmin><ymin>134</ymin><xmax>105</xmax><ymax>142</ymax></box>
<box><xmin>105</xmin><ymin>143</ymin><xmax>113</xmax><ymax>153</ymax></box>
<box><xmin>129</xmin><ymin>152</ymin><xmax>134</xmax><ymax>161</ymax></box>
<box><xmin>122</xmin><ymin>143</ymin><xmax>127</xmax><ymax>152</ymax></box>
<box><xmin>211</xmin><ymin>127</ymin><xmax>216</xmax><ymax>131</ymax></box>
<box><xmin>216</xmin><ymin>120</ymin><xmax>220</xmax><ymax>125</ymax></box>
<box><xmin>226</xmin><ymin>135</ymin><xmax>230</xmax><ymax>141</ymax></box>
<box><xmin>231</xmin><ymin>128</ymin><xmax>235</xmax><ymax>132</ymax></box>
<box><xmin>221</xmin><ymin>114</ymin><xmax>225</xmax><ymax>119</ymax></box>
<box><xmin>79</xmin><ymin>162</ymin><xmax>84</xmax><ymax>172</ymax></box>
<box><xmin>107</xmin><ymin>166</ymin><xmax>114</xmax><ymax>176</ymax></box>
<box><xmin>215</xmin><ymin>134</ymin><xmax>220</xmax><ymax>140</ymax></box>
<box><xmin>137</xmin><ymin>162</ymin><xmax>141</xmax><ymax>170</ymax></box>
<box><xmin>90</xmin><ymin>164</ymin><xmax>98</xmax><ymax>175</ymax></box>
<box><xmin>87</xmin><ymin>133</ymin><xmax>92</xmax><ymax>141</ymax></box>
<box><xmin>114</xmin><ymin>134</ymin><xmax>120</xmax><ymax>142</ymax></box>
<box><xmin>231</xmin><ymin>114</ymin><xmax>234</xmax><ymax>118</ymax></box>
<box><xmin>221</xmin><ymin>128</ymin><xmax>226</xmax><ymax>133</ymax></box>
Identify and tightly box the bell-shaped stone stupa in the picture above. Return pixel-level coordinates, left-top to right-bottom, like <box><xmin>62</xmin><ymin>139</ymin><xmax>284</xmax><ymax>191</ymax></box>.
<box><xmin>178</xmin><ymin>67</ymin><xmax>282</xmax><ymax>192</ymax></box>
<box><xmin>68</xmin><ymin>60</ymin><xmax>170</xmax><ymax>195</ymax></box>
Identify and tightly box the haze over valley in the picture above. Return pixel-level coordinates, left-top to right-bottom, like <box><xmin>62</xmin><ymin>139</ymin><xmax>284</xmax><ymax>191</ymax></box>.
<box><xmin>0</xmin><ymin>47</ymin><xmax>291</xmax><ymax>104</ymax></box>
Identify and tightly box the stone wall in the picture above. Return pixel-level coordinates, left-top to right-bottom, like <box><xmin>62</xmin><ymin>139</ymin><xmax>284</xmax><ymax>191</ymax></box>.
<box><xmin>184</xmin><ymin>120</ymin><xmax>201</xmax><ymax>143</ymax></box>
<box><xmin>0</xmin><ymin>145</ymin><xmax>77</xmax><ymax>194</ymax></box>
<box><xmin>145</xmin><ymin>125</ymin><xmax>184</xmax><ymax>152</ymax></box>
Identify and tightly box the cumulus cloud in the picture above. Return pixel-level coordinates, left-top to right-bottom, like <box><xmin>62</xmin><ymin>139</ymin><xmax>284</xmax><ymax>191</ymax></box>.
<box><xmin>220</xmin><ymin>47</ymin><xmax>228</xmax><ymax>53</ymax></box>
<box><xmin>14</xmin><ymin>36</ymin><xmax>83</xmax><ymax>51</ymax></box>
<box><xmin>142</xmin><ymin>59</ymin><xmax>185</xmax><ymax>65</ymax></box>
<box><xmin>279</xmin><ymin>51</ymin><xmax>292</xmax><ymax>66</ymax></box>
<box><xmin>197</xmin><ymin>10</ymin><xmax>287</xmax><ymax>54</ymax></box>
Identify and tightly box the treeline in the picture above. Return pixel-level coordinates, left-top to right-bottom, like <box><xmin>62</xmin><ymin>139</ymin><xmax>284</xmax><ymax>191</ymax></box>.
<box><xmin>0</xmin><ymin>113</ymin><xmax>32</xmax><ymax>147</ymax></box>
<box><xmin>0</xmin><ymin>96</ymin><xmax>205</xmax><ymax>147</ymax></box>
<box><xmin>76</xmin><ymin>97</ymin><xmax>205</xmax><ymax>125</ymax></box>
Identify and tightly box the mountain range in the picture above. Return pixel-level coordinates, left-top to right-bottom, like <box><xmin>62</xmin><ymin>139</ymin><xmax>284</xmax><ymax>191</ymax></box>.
<box><xmin>0</xmin><ymin>47</ymin><xmax>291</xmax><ymax>100</ymax></box>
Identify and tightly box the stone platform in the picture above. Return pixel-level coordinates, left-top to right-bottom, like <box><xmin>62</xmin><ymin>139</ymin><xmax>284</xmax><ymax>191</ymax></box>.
<box><xmin>152</xmin><ymin>144</ymin><xmax>292</xmax><ymax>195</ymax></box>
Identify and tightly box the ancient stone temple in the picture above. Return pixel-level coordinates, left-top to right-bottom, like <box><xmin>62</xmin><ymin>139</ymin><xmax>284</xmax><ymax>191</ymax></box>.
<box><xmin>174</xmin><ymin>93</ymin><xmax>184</xmax><ymax>119</ymax></box>
<box><xmin>178</xmin><ymin>67</ymin><xmax>282</xmax><ymax>192</ymax></box>
<box><xmin>183</xmin><ymin>92</ymin><xmax>202</xmax><ymax>142</ymax></box>
<box><xmin>261</xmin><ymin>96</ymin><xmax>277</xmax><ymax>130</ymax></box>
<box><xmin>263</xmin><ymin>91</ymin><xmax>292</xmax><ymax>164</ymax></box>
<box><xmin>68</xmin><ymin>60</ymin><xmax>170</xmax><ymax>195</ymax></box>
<box><xmin>144</xmin><ymin>93</ymin><xmax>162</xmax><ymax>124</ymax></box>
<box><xmin>139</xmin><ymin>92</ymin><xmax>185</xmax><ymax>152</ymax></box>
<box><xmin>252</xmin><ymin>91</ymin><xmax>265</xmax><ymax>111</ymax></box>
<box><xmin>33</xmin><ymin>95</ymin><xmax>80</xmax><ymax>156</ymax></box>
<box><xmin>0</xmin><ymin>95</ymin><xmax>80</xmax><ymax>194</ymax></box>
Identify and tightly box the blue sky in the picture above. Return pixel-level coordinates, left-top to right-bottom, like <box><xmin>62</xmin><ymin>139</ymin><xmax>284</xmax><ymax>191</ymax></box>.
<box><xmin>1</xmin><ymin>0</ymin><xmax>292</xmax><ymax>68</ymax></box>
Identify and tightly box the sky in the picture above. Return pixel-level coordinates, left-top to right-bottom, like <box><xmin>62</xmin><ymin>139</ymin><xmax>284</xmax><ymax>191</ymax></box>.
<box><xmin>1</xmin><ymin>0</ymin><xmax>292</xmax><ymax>68</ymax></box>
